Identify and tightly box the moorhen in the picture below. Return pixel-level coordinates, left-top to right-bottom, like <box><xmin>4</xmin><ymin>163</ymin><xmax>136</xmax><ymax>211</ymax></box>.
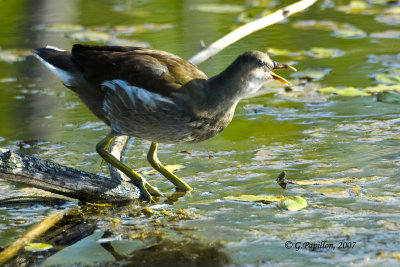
<box><xmin>34</xmin><ymin>44</ymin><xmax>295</xmax><ymax>201</ymax></box>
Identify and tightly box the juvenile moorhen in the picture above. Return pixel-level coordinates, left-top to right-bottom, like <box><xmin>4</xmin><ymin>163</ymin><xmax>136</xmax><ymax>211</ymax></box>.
<box><xmin>34</xmin><ymin>44</ymin><xmax>295</xmax><ymax>201</ymax></box>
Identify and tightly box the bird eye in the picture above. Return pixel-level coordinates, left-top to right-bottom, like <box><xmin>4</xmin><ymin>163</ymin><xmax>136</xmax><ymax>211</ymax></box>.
<box><xmin>257</xmin><ymin>60</ymin><xmax>266</xmax><ymax>67</ymax></box>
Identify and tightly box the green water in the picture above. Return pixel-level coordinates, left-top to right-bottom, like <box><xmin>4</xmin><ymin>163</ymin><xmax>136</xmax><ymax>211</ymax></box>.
<box><xmin>1</xmin><ymin>0</ymin><xmax>400</xmax><ymax>266</ymax></box>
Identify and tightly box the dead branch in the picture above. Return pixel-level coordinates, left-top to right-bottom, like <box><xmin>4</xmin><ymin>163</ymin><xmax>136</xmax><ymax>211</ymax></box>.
<box><xmin>0</xmin><ymin>150</ymin><xmax>140</xmax><ymax>202</ymax></box>
<box><xmin>0</xmin><ymin>209</ymin><xmax>66</xmax><ymax>265</ymax></box>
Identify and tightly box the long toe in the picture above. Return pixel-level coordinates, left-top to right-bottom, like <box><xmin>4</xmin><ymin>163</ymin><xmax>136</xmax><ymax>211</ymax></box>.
<box><xmin>144</xmin><ymin>180</ymin><xmax>163</xmax><ymax>197</ymax></box>
<box><xmin>137</xmin><ymin>182</ymin><xmax>154</xmax><ymax>201</ymax></box>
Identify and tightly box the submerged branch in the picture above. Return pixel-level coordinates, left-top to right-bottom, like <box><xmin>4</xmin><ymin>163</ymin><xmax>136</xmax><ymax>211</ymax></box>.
<box><xmin>0</xmin><ymin>209</ymin><xmax>66</xmax><ymax>265</ymax></box>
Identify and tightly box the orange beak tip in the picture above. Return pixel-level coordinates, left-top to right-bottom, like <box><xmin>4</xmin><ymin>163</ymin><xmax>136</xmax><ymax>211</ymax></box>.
<box><xmin>271</xmin><ymin>72</ymin><xmax>291</xmax><ymax>86</ymax></box>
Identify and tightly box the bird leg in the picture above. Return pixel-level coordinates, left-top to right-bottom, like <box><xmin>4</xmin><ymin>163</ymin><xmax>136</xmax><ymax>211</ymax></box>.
<box><xmin>96</xmin><ymin>133</ymin><xmax>162</xmax><ymax>201</ymax></box>
<box><xmin>147</xmin><ymin>142</ymin><xmax>193</xmax><ymax>191</ymax></box>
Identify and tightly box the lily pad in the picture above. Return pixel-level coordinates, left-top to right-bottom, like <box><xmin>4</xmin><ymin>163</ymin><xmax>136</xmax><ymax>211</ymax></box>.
<box><xmin>370</xmin><ymin>30</ymin><xmax>400</xmax><ymax>39</ymax></box>
<box><xmin>318</xmin><ymin>86</ymin><xmax>370</xmax><ymax>96</ymax></box>
<box><xmin>142</xmin><ymin>164</ymin><xmax>183</xmax><ymax>175</ymax></box>
<box><xmin>290</xmin><ymin>176</ymin><xmax>381</xmax><ymax>185</ymax></box>
<box><xmin>291</xmin><ymin>68</ymin><xmax>331</xmax><ymax>81</ymax></box>
<box><xmin>374</xmin><ymin>73</ymin><xmax>400</xmax><ymax>84</ymax></box>
<box><xmin>108</xmin><ymin>38</ymin><xmax>150</xmax><ymax>47</ymax></box>
<box><xmin>307</xmin><ymin>47</ymin><xmax>344</xmax><ymax>58</ymax></box>
<box><xmin>313</xmin><ymin>187</ymin><xmax>351</xmax><ymax>198</ymax></box>
<box><xmin>192</xmin><ymin>4</ymin><xmax>245</xmax><ymax>13</ymax></box>
<box><xmin>364</xmin><ymin>84</ymin><xmax>400</xmax><ymax>93</ymax></box>
<box><xmin>365</xmin><ymin>196</ymin><xmax>398</xmax><ymax>202</ymax></box>
<box><xmin>112</xmin><ymin>23</ymin><xmax>173</xmax><ymax>34</ymax></box>
<box><xmin>267</xmin><ymin>47</ymin><xmax>303</xmax><ymax>57</ymax></box>
<box><xmin>367</xmin><ymin>54</ymin><xmax>400</xmax><ymax>69</ymax></box>
<box><xmin>292</xmin><ymin>20</ymin><xmax>366</xmax><ymax>39</ymax></box>
<box><xmin>377</xmin><ymin>252</ymin><xmax>400</xmax><ymax>261</ymax></box>
<box><xmin>224</xmin><ymin>194</ymin><xmax>284</xmax><ymax>204</ymax></box>
<box><xmin>279</xmin><ymin>196</ymin><xmax>308</xmax><ymax>211</ymax></box>
<box><xmin>376</xmin><ymin>6</ymin><xmax>400</xmax><ymax>26</ymax></box>
<box><xmin>24</xmin><ymin>242</ymin><xmax>53</xmax><ymax>252</ymax></box>
<box><xmin>332</xmin><ymin>24</ymin><xmax>366</xmax><ymax>39</ymax></box>
<box><xmin>0</xmin><ymin>49</ymin><xmax>31</xmax><ymax>63</ymax></box>
<box><xmin>390</xmin><ymin>68</ymin><xmax>400</xmax><ymax>75</ymax></box>
<box><xmin>68</xmin><ymin>31</ymin><xmax>112</xmax><ymax>42</ymax></box>
<box><xmin>293</xmin><ymin>20</ymin><xmax>336</xmax><ymax>31</ymax></box>
<box><xmin>41</xmin><ymin>23</ymin><xmax>84</xmax><ymax>32</ymax></box>
<box><xmin>337</xmin><ymin>0</ymin><xmax>376</xmax><ymax>14</ymax></box>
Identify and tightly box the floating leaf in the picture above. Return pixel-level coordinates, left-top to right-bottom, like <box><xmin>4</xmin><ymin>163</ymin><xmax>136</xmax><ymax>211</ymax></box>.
<box><xmin>290</xmin><ymin>176</ymin><xmax>381</xmax><ymax>185</ymax></box>
<box><xmin>352</xmin><ymin>185</ymin><xmax>361</xmax><ymax>196</ymax></box>
<box><xmin>376</xmin><ymin>6</ymin><xmax>400</xmax><ymax>26</ymax></box>
<box><xmin>377</xmin><ymin>252</ymin><xmax>400</xmax><ymax>261</ymax></box>
<box><xmin>370</xmin><ymin>30</ymin><xmax>400</xmax><ymax>39</ymax></box>
<box><xmin>375</xmin><ymin>73</ymin><xmax>400</xmax><ymax>84</ymax></box>
<box><xmin>267</xmin><ymin>47</ymin><xmax>303</xmax><ymax>57</ymax></box>
<box><xmin>313</xmin><ymin>187</ymin><xmax>351</xmax><ymax>198</ymax></box>
<box><xmin>293</xmin><ymin>20</ymin><xmax>336</xmax><ymax>31</ymax></box>
<box><xmin>68</xmin><ymin>31</ymin><xmax>112</xmax><ymax>42</ymax></box>
<box><xmin>142</xmin><ymin>164</ymin><xmax>183</xmax><ymax>175</ymax></box>
<box><xmin>0</xmin><ymin>77</ymin><xmax>17</xmax><ymax>83</ymax></box>
<box><xmin>364</xmin><ymin>84</ymin><xmax>400</xmax><ymax>93</ymax></box>
<box><xmin>365</xmin><ymin>196</ymin><xmax>398</xmax><ymax>202</ymax></box>
<box><xmin>367</xmin><ymin>54</ymin><xmax>400</xmax><ymax>69</ymax></box>
<box><xmin>112</xmin><ymin>23</ymin><xmax>173</xmax><ymax>34</ymax></box>
<box><xmin>337</xmin><ymin>0</ymin><xmax>376</xmax><ymax>14</ymax></box>
<box><xmin>192</xmin><ymin>4</ymin><xmax>245</xmax><ymax>13</ymax></box>
<box><xmin>224</xmin><ymin>194</ymin><xmax>284</xmax><ymax>203</ymax></box>
<box><xmin>308</xmin><ymin>47</ymin><xmax>343</xmax><ymax>58</ymax></box>
<box><xmin>332</xmin><ymin>24</ymin><xmax>366</xmax><ymax>39</ymax></box>
<box><xmin>292</xmin><ymin>20</ymin><xmax>366</xmax><ymax>39</ymax></box>
<box><xmin>43</xmin><ymin>23</ymin><xmax>84</xmax><ymax>32</ymax></box>
<box><xmin>24</xmin><ymin>242</ymin><xmax>53</xmax><ymax>252</ymax></box>
<box><xmin>279</xmin><ymin>196</ymin><xmax>307</xmax><ymax>211</ymax></box>
<box><xmin>291</xmin><ymin>68</ymin><xmax>331</xmax><ymax>81</ymax></box>
<box><xmin>318</xmin><ymin>86</ymin><xmax>370</xmax><ymax>96</ymax></box>
<box><xmin>108</xmin><ymin>38</ymin><xmax>150</xmax><ymax>47</ymax></box>
<box><xmin>0</xmin><ymin>49</ymin><xmax>31</xmax><ymax>63</ymax></box>
<box><xmin>390</xmin><ymin>68</ymin><xmax>400</xmax><ymax>75</ymax></box>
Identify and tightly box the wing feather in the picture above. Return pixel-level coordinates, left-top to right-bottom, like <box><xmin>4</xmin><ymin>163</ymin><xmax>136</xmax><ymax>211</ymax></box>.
<box><xmin>71</xmin><ymin>44</ymin><xmax>207</xmax><ymax>96</ymax></box>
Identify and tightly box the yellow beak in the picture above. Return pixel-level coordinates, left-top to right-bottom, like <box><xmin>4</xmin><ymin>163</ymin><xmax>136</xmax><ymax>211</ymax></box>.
<box><xmin>271</xmin><ymin>72</ymin><xmax>292</xmax><ymax>85</ymax></box>
<box><xmin>271</xmin><ymin>61</ymin><xmax>297</xmax><ymax>85</ymax></box>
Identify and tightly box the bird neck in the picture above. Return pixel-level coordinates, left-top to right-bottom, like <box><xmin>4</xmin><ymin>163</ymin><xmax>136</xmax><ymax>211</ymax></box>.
<box><xmin>207</xmin><ymin>64</ymin><xmax>260</xmax><ymax>106</ymax></box>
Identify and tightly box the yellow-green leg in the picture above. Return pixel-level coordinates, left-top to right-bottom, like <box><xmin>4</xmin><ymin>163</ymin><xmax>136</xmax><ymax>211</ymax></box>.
<box><xmin>147</xmin><ymin>142</ymin><xmax>193</xmax><ymax>191</ymax></box>
<box><xmin>96</xmin><ymin>134</ymin><xmax>162</xmax><ymax>200</ymax></box>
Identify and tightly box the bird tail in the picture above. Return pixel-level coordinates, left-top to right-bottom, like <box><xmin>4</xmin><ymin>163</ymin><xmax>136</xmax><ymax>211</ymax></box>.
<box><xmin>34</xmin><ymin>46</ymin><xmax>80</xmax><ymax>87</ymax></box>
<box><xmin>34</xmin><ymin>46</ymin><xmax>109</xmax><ymax>124</ymax></box>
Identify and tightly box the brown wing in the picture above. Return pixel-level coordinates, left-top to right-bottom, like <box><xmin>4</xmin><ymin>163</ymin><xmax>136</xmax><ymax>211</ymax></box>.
<box><xmin>71</xmin><ymin>44</ymin><xmax>208</xmax><ymax>96</ymax></box>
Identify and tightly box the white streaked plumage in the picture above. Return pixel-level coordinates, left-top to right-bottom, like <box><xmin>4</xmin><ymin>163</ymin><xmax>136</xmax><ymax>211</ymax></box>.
<box><xmin>102</xmin><ymin>80</ymin><xmax>174</xmax><ymax>109</ymax></box>
<box><xmin>45</xmin><ymin>45</ymin><xmax>65</xmax><ymax>52</ymax></box>
<box><xmin>34</xmin><ymin>53</ymin><xmax>74</xmax><ymax>86</ymax></box>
